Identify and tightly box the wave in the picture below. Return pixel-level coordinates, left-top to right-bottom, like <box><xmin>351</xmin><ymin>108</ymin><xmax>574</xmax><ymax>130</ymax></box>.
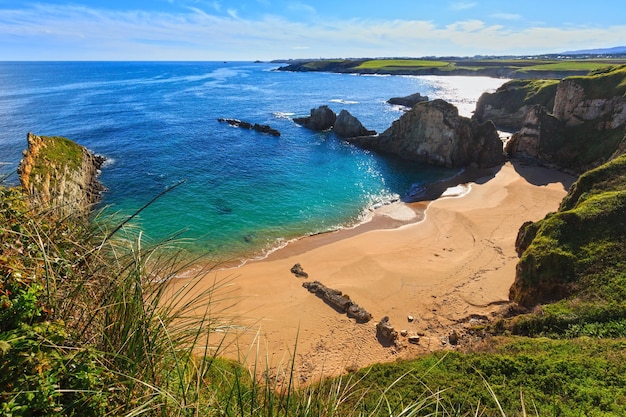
<box><xmin>330</xmin><ymin>99</ymin><xmax>360</xmax><ymax>105</ymax></box>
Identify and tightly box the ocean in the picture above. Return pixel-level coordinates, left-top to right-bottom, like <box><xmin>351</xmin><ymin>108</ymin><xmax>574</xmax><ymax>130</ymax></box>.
<box><xmin>0</xmin><ymin>61</ymin><xmax>506</xmax><ymax>261</ymax></box>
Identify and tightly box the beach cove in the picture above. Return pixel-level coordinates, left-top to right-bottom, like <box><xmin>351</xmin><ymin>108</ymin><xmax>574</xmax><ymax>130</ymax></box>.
<box><xmin>175</xmin><ymin>160</ymin><xmax>575</xmax><ymax>383</ymax></box>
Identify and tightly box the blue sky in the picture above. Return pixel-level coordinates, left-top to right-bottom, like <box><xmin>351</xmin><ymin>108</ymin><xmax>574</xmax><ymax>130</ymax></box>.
<box><xmin>1</xmin><ymin>0</ymin><xmax>624</xmax><ymax>60</ymax></box>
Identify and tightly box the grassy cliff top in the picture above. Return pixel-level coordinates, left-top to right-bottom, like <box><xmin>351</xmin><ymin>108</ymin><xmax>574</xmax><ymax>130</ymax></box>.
<box><xmin>509</xmin><ymin>154</ymin><xmax>626</xmax><ymax>333</ymax></box>
<box><xmin>564</xmin><ymin>64</ymin><xmax>626</xmax><ymax>99</ymax></box>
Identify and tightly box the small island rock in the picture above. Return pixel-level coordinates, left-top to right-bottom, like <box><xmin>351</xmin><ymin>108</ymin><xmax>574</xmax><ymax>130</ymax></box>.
<box><xmin>333</xmin><ymin>109</ymin><xmax>377</xmax><ymax>138</ymax></box>
<box><xmin>294</xmin><ymin>105</ymin><xmax>337</xmax><ymax>131</ymax></box>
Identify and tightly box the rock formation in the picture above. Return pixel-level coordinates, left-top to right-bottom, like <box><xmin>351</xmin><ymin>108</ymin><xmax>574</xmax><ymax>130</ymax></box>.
<box><xmin>504</xmin><ymin>66</ymin><xmax>626</xmax><ymax>173</ymax></box>
<box><xmin>293</xmin><ymin>105</ymin><xmax>336</xmax><ymax>131</ymax></box>
<box><xmin>333</xmin><ymin>109</ymin><xmax>377</xmax><ymax>138</ymax></box>
<box><xmin>387</xmin><ymin>92</ymin><xmax>429</xmax><ymax>108</ymax></box>
<box><xmin>509</xmin><ymin>154</ymin><xmax>626</xmax><ymax>307</ymax></box>
<box><xmin>302</xmin><ymin>280</ymin><xmax>372</xmax><ymax>323</ymax></box>
<box><xmin>217</xmin><ymin>118</ymin><xmax>280</xmax><ymax>136</ymax></box>
<box><xmin>18</xmin><ymin>133</ymin><xmax>105</xmax><ymax>216</ymax></box>
<box><xmin>473</xmin><ymin>79</ymin><xmax>559</xmax><ymax>130</ymax></box>
<box><xmin>552</xmin><ymin>79</ymin><xmax>626</xmax><ymax>128</ymax></box>
<box><xmin>376</xmin><ymin>316</ymin><xmax>398</xmax><ymax>343</ymax></box>
<box><xmin>348</xmin><ymin>99</ymin><xmax>505</xmax><ymax>169</ymax></box>
<box><xmin>290</xmin><ymin>263</ymin><xmax>308</xmax><ymax>278</ymax></box>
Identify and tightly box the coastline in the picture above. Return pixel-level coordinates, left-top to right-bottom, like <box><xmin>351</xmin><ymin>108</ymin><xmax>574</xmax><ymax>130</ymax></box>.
<box><xmin>172</xmin><ymin>160</ymin><xmax>575</xmax><ymax>383</ymax></box>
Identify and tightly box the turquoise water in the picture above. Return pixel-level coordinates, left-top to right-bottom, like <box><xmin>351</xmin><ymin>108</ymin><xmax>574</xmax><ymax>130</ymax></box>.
<box><xmin>0</xmin><ymin>62</ymin><xmax>505</xmax><ymax>260</ymax></box>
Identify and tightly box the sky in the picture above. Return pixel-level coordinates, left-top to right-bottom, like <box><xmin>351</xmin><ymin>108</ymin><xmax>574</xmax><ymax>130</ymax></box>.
<box><xmin>0</xmin><ymin>0</ymin><xmax>625</xmax><ymax>61</ymax></box>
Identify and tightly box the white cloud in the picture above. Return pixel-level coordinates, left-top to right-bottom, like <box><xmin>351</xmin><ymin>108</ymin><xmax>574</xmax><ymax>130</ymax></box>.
<box><xmin>446</xmin><ymin>19</ymin><xmax>485</xmax><ymax>32</ymax></box>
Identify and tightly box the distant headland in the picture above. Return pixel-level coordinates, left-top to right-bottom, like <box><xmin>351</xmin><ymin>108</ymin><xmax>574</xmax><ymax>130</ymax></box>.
<box><xmin>274</xmin><ymin>52</ymin><xmax>626</xmax><ymax>79</ymax></box>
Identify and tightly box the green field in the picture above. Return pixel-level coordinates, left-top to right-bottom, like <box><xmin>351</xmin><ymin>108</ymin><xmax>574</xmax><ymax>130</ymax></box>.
<box><xmin>354</xmin><ymin>59</ymin><xmax>451</xmax><ymax>69</ymax></box>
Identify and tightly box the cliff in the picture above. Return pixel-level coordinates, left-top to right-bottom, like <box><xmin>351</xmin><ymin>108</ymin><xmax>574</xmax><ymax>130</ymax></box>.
<box><xmin>473</xmin><ymin>79</ymin><xmax>559</xmax><ymax>130</ymax></box>
<box><xmin>509</xmin><ymin>154</ymin><xmax>626</xmax><ymax>307</ymax></box>
<box><xmin>17</xmin><ymin>133</ymin><xmax>105</xmax><ymax>215</ymax></box>
<box><xmin>485</xmin><ymin>65</ymin><xmax>626</xmax><ymax>174</ymax></box>
<box><xmin>347</xmin><ymin>99</ymin><xmax>505</xmax><ymax>169</ymax></box>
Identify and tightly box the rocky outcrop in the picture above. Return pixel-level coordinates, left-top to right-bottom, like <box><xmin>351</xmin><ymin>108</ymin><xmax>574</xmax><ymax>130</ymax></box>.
<box><xmin>348</xmin><ymin>99</ymin><xmax>505</xmax><ymax>169</ymax></box>
<box><xmin>294</xmin><ymin>105</ymin><xmax>336</xmax><ymax>131</ymax></box>
<box><xmin>376</xmin><ymin>316</ymin><xmax>398</xmax><ymax>343</ymax></box>
<box><xmin>217</xmin><ymin>118</ymin><xmax>280</xmax><ymax>136</ymax></box>
<box><xmin>302</xmin><ymin>280</ymin><xmax>372</xmax><ymax>323</ymax></box>
<box><xmin>18</xmin><ymin>133</ymin><xmax>105</xmax><ymax>215</ymax></box>
<box><xmin>505</xmin><ymin>66</ymin><xmax>626</xmax><ymax>173</ymax></box>
<box><xmin>473</xmin><ymin>79</ymin><xmax>559</xmax><ymax>130</ymax></box>
<box><xmin>504</xmin><ymin>105</ymin><xmax>563</xmax><ymax>163</ymax></box>
<box><xmin>509</xmin><ymin>154</ymin><xmax>626</xmax><ymax>307</ymax></box>
<box><xmin>387</xmin><ymin>92</ymin><xmax>429</xmax><ymax>108</ymax></box>
<box><xmin>333</xmin><ymin>110</ymin><xmax>377</xmax><ymax>138</ymax></box>
<box><xmin>552</xmin><ymin>79</ymin><xmax>626</xmax><ymax>128</ymax></box>
<box><xmin>290</xmin><ymin>263</ymin><xmax>308</xmax><ymax>278</ymax></box>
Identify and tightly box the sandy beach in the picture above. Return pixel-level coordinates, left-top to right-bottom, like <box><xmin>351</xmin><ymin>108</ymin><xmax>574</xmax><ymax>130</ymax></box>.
<box><xmin>175</xmin><ymin>160</ymin><xmax>574</xmax><ymax>384</ymax></box>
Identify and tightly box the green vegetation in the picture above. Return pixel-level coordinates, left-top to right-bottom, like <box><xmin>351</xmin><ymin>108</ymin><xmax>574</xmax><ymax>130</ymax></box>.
<box><xmin>354</xmin><ymin>59</ymin><xmax>451</xmax><ymax>70</ymax></box>
<box><xmin>478</xmin><ymin>79</ymin><xmax>559</xmax><ymax>114</ymax></box>
<box><xmin>510</xmin><ymin>155</ymin><xmax>626</xmax><ymax>330</ymax></box>
<box><xmin>516</xmin><ymin>61</ymin><xmax>615</xmax><ymax>72</ymax></box>
<box><xmin>337</xmin><ymin>337</ymin><xmax>626</xmax><ymax>416</ymax></box>
<box><xmin>565</xmin><ymin>64</ymin><xmax>626</xmax><ymax>99</ymax></box>
<box><xmin>280</xmin><ymin>57</ymin><xmax>626</xmax><ymax>78</ymax></box>
<box><xmin>30</xmin><ymin>136</ymin><xmax>84</xmax><ymax>178</ymax></box>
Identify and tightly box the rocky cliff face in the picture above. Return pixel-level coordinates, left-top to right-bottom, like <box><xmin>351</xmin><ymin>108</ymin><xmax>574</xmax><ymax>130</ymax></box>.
<box><xmin>473</xmin><ymin>79</ymin><xmax>559</xmax><ymax>130</ymax></box>
<box><xmin>18</xmin><ymin>133</ymin><xmax>105</xmax><ymax>215</ymax></box>
<box><xmin>553</xmin><ymin>78</ymin><xmax>626</xmax><ymax>128</ymax></box>
<box><xmin>503</xmin><ymin>66</ymin><xmax>626</xmax><ymax>173</ymax></box>
<box><xmin>348</xmin><ymin>99</ymin><xmax>505</xmax><ymax>169</ymax></box>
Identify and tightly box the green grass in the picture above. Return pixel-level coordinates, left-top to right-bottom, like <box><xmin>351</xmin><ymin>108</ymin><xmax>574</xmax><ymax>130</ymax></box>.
<box><xmin>330</xmin><ymin>337</ymin><xmax>626</xmax><ymax>416</ymax></box>
<box><xmin>354</xmin><ymin>59</ymin><xmax>451</xmax><ymax>70</ymax></box>
<box><xmin>518</xmin><ymin>61</ymin><xmax>616</xmax><ymax>72</ymax></box>
<box><xmin>30</xmin><ymin>135</ymin><xmax>84</xmax><ymax>177</ymax></box>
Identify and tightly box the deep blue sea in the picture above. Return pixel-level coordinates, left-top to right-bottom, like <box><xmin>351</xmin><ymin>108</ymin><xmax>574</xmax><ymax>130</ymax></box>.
<box><xmin>0</xmin><ymin>62</ymin><xmax>506</xmax><ymax>261</ymax></box>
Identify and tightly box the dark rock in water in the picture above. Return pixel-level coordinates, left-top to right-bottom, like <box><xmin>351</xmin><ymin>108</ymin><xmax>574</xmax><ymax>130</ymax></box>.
<box><xmin>387</xmin><ymin>92</ymin><xmax>429</xmax><ymax>108</ymax></box>
<box><xmin>217</xmin><ymin>118</ymin><xmax>280</xmax><ymax>136</ymax></box>
<box><xmin>376</xmin><ymin>316</ymin><xmax>398</xmax><ymax>342</ymax></box>
<box><xmin>293</xmin><ymin>105</ymin><xmax>337</xmax><ymax>131</ymax></box>
<box><xmin>252</xmin><ymin>123</ymin><xmax>281</xmax><ymax>136</ymax></box>
<box><xmin>333</xmin><ymin>109</ymin><xmax>377</xmax><ymax>138</ymax></box>
<box><xmin>290</xmin><ymin>263</ymin><xmax>309</xmax><ymax>278</ymax></box>
<box><xmin>302</xmin><ymin>280</ymin><xmax>372</xmax><ymax>323</ymax></box>
<box><xmin>347</xmin><ymin>99</ymin><xmax>505</xmax><ymax>169</ymax></box>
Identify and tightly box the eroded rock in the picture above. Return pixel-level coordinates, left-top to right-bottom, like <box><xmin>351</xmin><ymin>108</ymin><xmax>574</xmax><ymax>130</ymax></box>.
<box><xmin>348</xmin><ymin>99</ymin><xmax>505</xmax><ymax>169</ymax></box>
<box><xmin>376</xmin><ymin>316</ymin><xmax>398</xmax><ymax>342</ymax></box>
<box><xmin>333</xmin><ymin>109</ymin><xmax>376</xmax><ymax>138</ymax></box>
<box><xmin>290</xmin><ymin>263</ymin><xmax>309</xmax><ymax>278</ymax></box>
<box><xmin>387</xmin><ymin>92</ymin><xmax>429</xmax><ymax>108</ymax></box>
<box><xmin>302</xmin><ymin>280</ymin><xmax>372</xmax><ymax>323</ymax></box>
<box><xmin>293</xmin><ymin>105</ymin><xmax>336</xmax><ymax>131</ymax></box>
